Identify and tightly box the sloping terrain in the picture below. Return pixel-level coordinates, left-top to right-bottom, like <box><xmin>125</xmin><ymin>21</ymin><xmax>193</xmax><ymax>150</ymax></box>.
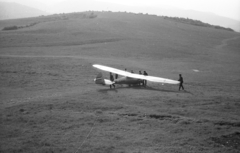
<box><xmin>0</xmin><ymin>12</ymin><xmax>240</xmax><ymax>153</ymax></box>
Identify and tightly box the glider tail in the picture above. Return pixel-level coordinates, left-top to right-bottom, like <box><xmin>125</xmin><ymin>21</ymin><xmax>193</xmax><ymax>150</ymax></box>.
<box><xmin>94</xmin><ymin>72</ymin><xmax>114</xmax><ymax>85</ymax></box>
<box><xmin>94</xmin><ymin>72</ymin><xmax>105</xmax><ymax>85</ymax></box>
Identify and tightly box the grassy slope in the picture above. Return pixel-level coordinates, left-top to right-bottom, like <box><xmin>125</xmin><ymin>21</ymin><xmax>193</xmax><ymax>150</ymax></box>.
<box><xmin>0</xmin><ymin>12</ymin><xmax>240</xmax><ymax>153</ymax></box>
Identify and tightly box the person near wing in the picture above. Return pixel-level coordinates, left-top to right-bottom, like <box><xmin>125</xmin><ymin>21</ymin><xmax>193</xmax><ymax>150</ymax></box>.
<box><xmin>178</xmin><ymin>74</ymin><xmax>184</xmax><ymax>91</ymax></box>
<box><xmin>110</xmin><ymin>72</ymin><xmax>115</xmax><ymax>89</ymax></box>
<box><xmin>139</xmin><ymin>71</ymin><xmax>144</xmax><ymax>86</ymax></box>
<box><xmin>143</xmin><ymin>71</ymin><xmax>148</xmax><ymax>86</ymax></box>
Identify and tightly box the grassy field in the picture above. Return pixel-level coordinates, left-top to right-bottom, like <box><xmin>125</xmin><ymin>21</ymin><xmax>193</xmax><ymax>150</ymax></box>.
<box><xmin>0</xmin><ymin>12</ymin><xmax>240</xmax><ymax>153</ymax></box>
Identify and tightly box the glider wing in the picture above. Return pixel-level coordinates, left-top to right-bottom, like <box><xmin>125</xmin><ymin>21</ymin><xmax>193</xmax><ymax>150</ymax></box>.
<box><xmin>93</xmin><ymin>64</ymin><xmax>179</xmax><ymax>84</ymax></box>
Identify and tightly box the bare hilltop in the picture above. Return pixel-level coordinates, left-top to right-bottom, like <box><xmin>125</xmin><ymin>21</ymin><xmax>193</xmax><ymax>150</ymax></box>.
<box><xmin>0</xmin><ymin>11</ymin><xmax>240</xmax><ymax>153</ymax></box>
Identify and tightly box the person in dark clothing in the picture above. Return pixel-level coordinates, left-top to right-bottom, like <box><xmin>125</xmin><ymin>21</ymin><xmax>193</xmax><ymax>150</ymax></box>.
<box><xmin>178</xmin><ymin>74</ymin><xmax>184</xmax><ymax>91</ymax></box>
<box><xmin>110</xmin><ymin>72</ymin><xmax>115</xmax><ymax>89</ymax></box>
<box><xmin>143</xmin><ymin>71</ymin><xmax>148</xmax><ymax>86</ymax></box>
<box><xmin>115</xmin><ymin>74</ymin><xmax>118</xmax><ymax>79</ymax></box>
<box><xmin>139</xmin><ymin>71</ymin><xmax>143</xmax><ymax>86</ymax></box>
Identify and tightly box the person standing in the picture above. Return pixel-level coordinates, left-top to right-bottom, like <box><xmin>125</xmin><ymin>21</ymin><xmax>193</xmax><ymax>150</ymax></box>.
<box><xmin>110</xmin><ymin>72</ymin><xmax>115</xmax><ymax>89</ymax></box>
<box><xmin>178</xmin><ymin>74</ymin><xmax>184</xmax><ymax>91</ymax></box>
<box><xmin>139</xmin><ymin>71</ymin><xmax>144</xmax><ymax>86</ymax></box>
<box><xmin>143</xmin><ymin>71</ymin><xmax>148</xmax><ymax>86</ymax></box>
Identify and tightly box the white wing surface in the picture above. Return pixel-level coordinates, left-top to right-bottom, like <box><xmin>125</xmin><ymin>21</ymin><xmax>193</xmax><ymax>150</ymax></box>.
<box><xmin>93</xmin><ymin>64</ymin><xmax>179</xmax><ymax>84</ymax></box>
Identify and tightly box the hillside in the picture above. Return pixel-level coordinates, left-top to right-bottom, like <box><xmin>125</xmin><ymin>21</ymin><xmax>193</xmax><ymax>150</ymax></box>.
<box><xmin>0</xmin><ymin>12</ymin><xmax>240</xmax><ymax>153</ymax></box>
<box><xmin>0</xmin><ymin>2</ymin><xmax>48</xmax><ymax>20</ymax></box>
<box><xmin>143</xmin><ymin>7</ymin><xmax>240</xmax><ymax>32</ymax></box>
<box><xmin>1</xmin><ymin>0</ymin><xmax>239</xmax><ymax>32</ymax></box>
<box><xmin>49</xmin><ymin>0</ymin><xmax>240</xmax><ymax>32</ymax></box>
<box><xmin>0</xmin><ymin>11</ymin><xmax>239</xmax><ymax>59</ymax></box>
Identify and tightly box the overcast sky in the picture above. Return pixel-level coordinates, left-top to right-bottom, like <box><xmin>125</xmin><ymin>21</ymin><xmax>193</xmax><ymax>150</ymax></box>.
<box><xmin>1</xmin><ymin>0</ymin><xmax>240</xmax><ymax>21</ymax></box>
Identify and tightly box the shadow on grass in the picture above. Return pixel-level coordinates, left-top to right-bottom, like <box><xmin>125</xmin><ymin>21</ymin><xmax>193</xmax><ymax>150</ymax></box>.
<box><xmin>97</xmin><ymin>85</ymin><xmax>186</xmax><ymax>93</ymax></box>
<box><xmin>97</xmin><ymin>88</ymin><xmax>118</xmax><ymax>93</ymax></box>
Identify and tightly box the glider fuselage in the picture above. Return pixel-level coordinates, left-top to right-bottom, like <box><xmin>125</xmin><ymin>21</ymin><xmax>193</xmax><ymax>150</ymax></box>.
<box><xmin>94</xmin><ymin>73</ymin><xmax>144</xmax><ymax>86</ymax></box>
<box><xmin>114</xmin><ymin>76</ymin><xmax>144</xmax><ymax>85</ymax></box>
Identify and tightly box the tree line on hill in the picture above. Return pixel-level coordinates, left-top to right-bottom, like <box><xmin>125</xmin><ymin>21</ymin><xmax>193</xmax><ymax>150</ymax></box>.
<box><xmin>2</xmin><ymin>22</ymin><xmax>39</xmax><ymax>31</ymax></box>
<box><xmin>163</xmin><ymin>16</ymin><xmax>234</xmax><ymax>32</ymax></box>
<box><xmin>2</xmin><ymin>12</ymin><xmax>97</xmax><ymax>31</ymax></box>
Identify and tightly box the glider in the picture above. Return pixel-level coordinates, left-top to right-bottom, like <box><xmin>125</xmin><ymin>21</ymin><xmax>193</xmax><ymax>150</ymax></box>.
<box><xmin>93</xmin><ymin>64</ymin><xmax>179</xmax><ymax>87</ymax></box>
